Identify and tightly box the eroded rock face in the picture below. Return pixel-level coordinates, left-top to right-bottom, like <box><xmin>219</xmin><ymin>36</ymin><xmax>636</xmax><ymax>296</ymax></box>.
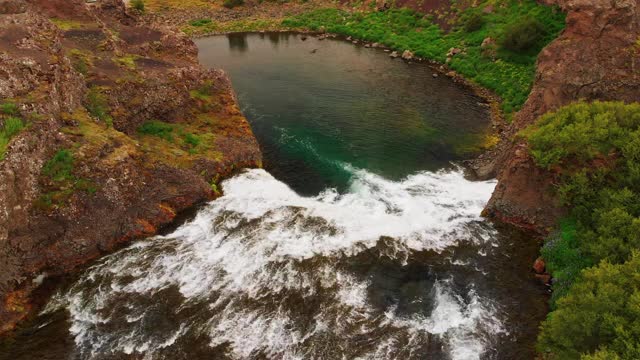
<box><xmin>484</xmin><ymin>0</ymin><xmax>640</xmax><ymax>232</ymax></box>
<box><xmin>0</xmin><ymin>0</ymin><xmax>261</xmax><ymax>333</ymax></box>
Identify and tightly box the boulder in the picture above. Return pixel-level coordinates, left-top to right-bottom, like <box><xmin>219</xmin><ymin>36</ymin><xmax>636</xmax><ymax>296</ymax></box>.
<box><xmin>389</xmin><ymin>51</ymin><xmax>399</xmax><ymax>58</ymax></box>
<box><xmin>401</xmin><ymin>50</ymin><xmax>414</xmax><ymax>60</ymax></box>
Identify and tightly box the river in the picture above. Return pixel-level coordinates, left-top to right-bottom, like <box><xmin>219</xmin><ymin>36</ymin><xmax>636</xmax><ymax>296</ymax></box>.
<box><xmin>0</xmin><ymin>33</ymin><xmax>547</xmax><ymax>360</ymax></box>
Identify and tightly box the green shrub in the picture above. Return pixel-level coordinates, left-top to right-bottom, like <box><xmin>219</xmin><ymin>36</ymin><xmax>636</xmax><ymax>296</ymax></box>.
<box><xmin>463</xmin><ymin>12</ymin><xmax>484</xmax><ymax>32</ymax></box>
<box><xmin>500</xmin><ymin>16</ymin><xmax>546</xmax><ymax>52</ymax></box>
<box><xmin>1</xmin><ymin>102</ymin><xmax>19</xmax><ymax>116</ymax></box>
<box><xmin>85</xmin><ymin>87</ymin><xmax>113</xmax><ymax>126</ymax></box>
<box><xmin>529</xmin><ymin>102</ymin><xmax>640</xmax><ymax>359</ymax></box>
<box><xmin>131</xmin><ymin>0</ymin><xmax>145</xmax><ymax>12</ymax></box>
<box><xmin>537</xmin><ymin>252</ymin><xmax>640</xmax><ymax>360</ymax></box>
<box><xmin>42</xmin><ymin>149</ymin><xmax>74</xmax><ymax>182</ymax></box>
<box><xmin>138</xmin><ymin>120</ymin><xmax>174</xmax><ymax>141</ymax></box>
<box><xmin>183</xmin><ymin>133</ymin><xmax>201</xmax><ymax>147</ymax></box>
<box><xmin>190</xmin><ymin>19</ymin><xmax>213</xmax><ymax>27</ymax></box>
<box><xmin>223</xmin><ymin>0</ymin><xmax>244</xmax><ymax>9</ymax></box>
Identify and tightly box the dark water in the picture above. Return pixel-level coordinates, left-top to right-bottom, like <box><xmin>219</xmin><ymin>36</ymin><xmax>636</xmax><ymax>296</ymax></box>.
<box><xmin>197</xmin><ymin>32</ymin><xmax>491</xmax><ymax>195</ymax></box>
<box><xmin>1</xmin><ymin>33</ymin><xmax>547</xmax><ymax>360</ymax></box>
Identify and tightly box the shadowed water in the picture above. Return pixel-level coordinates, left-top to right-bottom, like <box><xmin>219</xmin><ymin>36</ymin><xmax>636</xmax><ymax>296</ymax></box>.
<box><xmin>0</xmin><ymin>33</ymin><xmax>547</xmax><ymax>360</ymax></box>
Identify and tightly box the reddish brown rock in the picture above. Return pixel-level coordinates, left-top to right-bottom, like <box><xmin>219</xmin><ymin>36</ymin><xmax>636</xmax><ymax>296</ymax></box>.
<box><xmin>0</xmin><ymin>0</ymin><xmax>261</xmax><ymax>334</ymax></box>
<box><xmin>485</xmin><ymin>0</ymin><xmax>640</xmax><ymax>233</ymax></box>
<box><xmin>533</xmin><ymin>257</ymin><xmax>546</xmax><ymax>274</ymax></box>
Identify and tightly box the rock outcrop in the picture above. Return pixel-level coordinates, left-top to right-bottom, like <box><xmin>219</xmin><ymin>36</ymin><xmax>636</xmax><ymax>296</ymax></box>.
<box><xmin>484</xmin><ymin>0</ymin><xmax>640</xmax><ymax>232</ymax></box>
<box><xmin>0</xmin><ymin>0</ymin><xmax>261</xmax><ymax>333</ymax></box>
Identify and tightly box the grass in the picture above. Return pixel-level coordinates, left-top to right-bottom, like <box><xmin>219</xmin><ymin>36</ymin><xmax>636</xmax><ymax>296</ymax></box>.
<box><xmin>1</xmin><ymin>102</ymin><xmax>19</xmax><ymax>116</ymax></box>
<box><xmin>143</xmin><ymin>0</ymin><xmax>212</xmax><ymax>12</ymax></box>
<box><xmin>50</xmin><ymin>18</ymin><xmax>86</xmax><ymax>31</ymax></box>
<box><xmin>0</xmin><ymin>117</ymin><xmax>24</xmax><ymax>160</ymax></box>
<box><xmin>85</xmin><ymin>86</ymin><xmax>113</xmax><ymax>127</ymax></box>
<box><xmin>69</xmin><ymin>49</ymin><xmax>93</xmax><ymax>75</ymax></box>
<box><xmin>282</xmin><ymin>2</ymin><xmax>565</xmax><ymax>116</ymax></box>
<box><xmin>113</xmin><ymin>55</ymin><xmax>140</xmax><ymax>71</ymax></box>
<box><xmin>37</xmin><ymin>148</ymin><xmax>97</xmax><ymax>209</ymax></box>
<box><xmin>138</xmin><ymin>120</ymin><xmax>175</xmax><ymax>141</ymax></box>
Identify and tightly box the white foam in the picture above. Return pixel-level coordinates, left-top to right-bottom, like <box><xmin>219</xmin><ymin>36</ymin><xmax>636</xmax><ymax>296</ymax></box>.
<box><xmin>49</xmin><ymin>167</ymin><xmax>503</xmax><ymax>359</ymax></box>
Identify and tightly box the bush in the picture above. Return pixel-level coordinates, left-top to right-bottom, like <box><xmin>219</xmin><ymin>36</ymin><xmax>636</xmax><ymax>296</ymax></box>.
<box><xmin>529</xmin><ymin>102</ymin><xmax>640</xmax><ymax>358</ymax></box>
<box><xmin>138</xmin><ymin>120</ymin><xmax>174</xmax><ymax>141</ymax></box>
<box><xmin>1</xmin><ymin>102</ymin><xmax>19</xmax><ymax>116</ymax></box>
<box><xmin>463</xmin><ymin>13</ymin><xmax>484</xmax><ymax>33</ymax></box>
<box><xmin>537</xmin><ymin>252</ymin><xmax>640</xmax><ymax>359</ymax></box>
<box><xmin>190</xmin><ymin>19</ymin><xmax>213</xmax><ymax>27</ymax></box>
<box><xmin>130</xmin><ymin>0</ymin><xmax>145</xmax><ymax>12</ymax></box>
<box><xmin>223</xmin><ymin>0</ymin><xmax>244</xmax><ymax>9</ymax></box>
<box><xmin>42</xmin><ymin>149</ymin><xmax>74</xmax><ymax>182</ymax></box>
<box><xmin>500</xmin><ymin>16</ymin><xmax>546</xmax><ymax>52</ymax></box>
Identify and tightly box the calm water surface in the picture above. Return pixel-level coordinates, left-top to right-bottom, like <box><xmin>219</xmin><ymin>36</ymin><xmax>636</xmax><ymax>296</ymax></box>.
<box><xmin>1</xmin><ymin>33</ymin><xmax>547</xmax><ymax>360</ymax></box>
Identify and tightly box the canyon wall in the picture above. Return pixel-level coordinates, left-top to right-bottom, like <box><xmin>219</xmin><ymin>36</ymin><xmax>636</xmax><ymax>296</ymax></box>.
<box><xmin>484</xmin><ymin>0</ymin><xmax>640</xmax><ymax>232</ymax></box>
<box><xmin>0</xmin><ymin>0</ymin><xmax>261</xmax><ymax>333</ymax></box>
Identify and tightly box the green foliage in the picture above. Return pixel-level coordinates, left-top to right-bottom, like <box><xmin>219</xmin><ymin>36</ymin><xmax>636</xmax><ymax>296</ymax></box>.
<box><xmin>42</xmin><ymin>149</ymin><xmax>74</xmax><ymax>182</ymax></box>
<box><xmin>1</xmin><ymin>102</ymin><xmax>19</xmax><ymax>116</ymax></box>
<box><xmin>537</xmin><ymin>252</ymin><xmax>640</xmax><ymax>360</ymax></box>
<box><xmin>37</xmin><ymin>149</ymin><xmax>97</xmax><ymax>209</ymax></box>
<box><xmin>0</xmin><ymin>117</ymin><xmax>24</xmax><ymax>160</ymax></box>
<box><xmin>190</xmin><ymin>81</ymin><xmax>214</xmax><ymax>102</ymax></box>
<box><xmin>282</xmin><ymin>1</ymin><xmax>565</xmax><ymax>115</ymax></box>
<box><xmin>189</xmin><ymin>18</ymin><xmax>213</xmax><ymax>27</ymax></box>
<box><xmin>500</xmin><ymin>16</ymin><xmax>546</xmax><ymax>52</ymax></box>
<box><xmin>463</xmin><ymin>12</ymin><xmax>485</xmax><ymax>33</ymax></box>
<box><xmin>526</xmin><ymin>102</ymin><xmax>640</xmax><ymax>169</ymax></box>
<box><xmin>223</xmin><ymin>0</ymin><xmax>244</xmax><ymax>9</ymax></box>
<box><xmin>528</xmin><ymin>102</ymin><xmax>640</xmax><ymax>358</ymax></box>
<box><xmin>131</xmin><ymin>0</ymin><xmax>145</xmax><ymax>12</ymax></box>
<box><xmin>138</xmin><ymin>120</ymin><xmax>174</xmax><ymax>141</ymax></box>
<box><xmin>85</xmin><ymin>87</ymin><xmax>113</xmax><ymax>126</ymax></box>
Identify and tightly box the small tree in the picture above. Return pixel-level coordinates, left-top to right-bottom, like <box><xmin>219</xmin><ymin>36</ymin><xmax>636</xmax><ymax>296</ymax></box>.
<box><xmin>500</xmin><ymin>16</ymin><xmax>545</xmax><ymax>52</ymax></box>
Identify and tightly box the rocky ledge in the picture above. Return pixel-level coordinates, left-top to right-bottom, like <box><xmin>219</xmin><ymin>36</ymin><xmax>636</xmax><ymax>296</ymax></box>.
<box><xmin>483</xmin><ymin>0</ymin><xmax>640</xmax><ymax>233</ymax></box>
<box><xmin>0</xmin><ymin>0</ymin><xmax>261</xmax><ymax>333</ymax></box>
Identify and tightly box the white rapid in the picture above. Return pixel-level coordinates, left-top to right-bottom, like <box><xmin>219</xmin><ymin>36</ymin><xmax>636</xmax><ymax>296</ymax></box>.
<box><xmin>44</xmin><ymin>166</ymin><xmax>505</xmax><ymax>360</ymax></box>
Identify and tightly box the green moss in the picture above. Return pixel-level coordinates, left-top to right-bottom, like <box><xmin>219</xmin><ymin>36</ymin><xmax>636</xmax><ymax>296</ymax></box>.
<box><xmin>69</xmin><ymin>49</ymin><xmax>93</xmax><ymax>75</ymax></box>
<box><xmin>113</xmin><ymin>55</ymin><xmax>140</xmax><ymax>70</ymax></box>
<box><xmin>50</xmin><ymin>18</ymin><xmax>86</xmax><ymax>31</ymax></box>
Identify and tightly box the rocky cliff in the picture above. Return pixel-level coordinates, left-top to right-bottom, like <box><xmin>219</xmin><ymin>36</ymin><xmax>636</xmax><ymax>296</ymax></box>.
<box><xmin>0</xmin><ymin>0</ymin><xmax>261</xmax><ymax>333</ymax></box>
<box><xmin>484</xmin><ymin>0</ymin><xmax>640</xmax><ymax>233</ymax></box>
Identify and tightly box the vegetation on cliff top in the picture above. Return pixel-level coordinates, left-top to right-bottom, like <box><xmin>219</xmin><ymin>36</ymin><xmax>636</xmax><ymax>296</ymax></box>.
<box><xmin>282</xmin><ymin>0</ymin><xmax>565</xmax><ymax>115</ymax></box>
<box><xmin>525</xmin><ymin>102</ymin><xmax>640</xmax><ymax>359</ymax></box>
<box><xmin>0</xmin><ymin>102</ymin><xmax>25</xmax><ymax>160</ymax></box>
